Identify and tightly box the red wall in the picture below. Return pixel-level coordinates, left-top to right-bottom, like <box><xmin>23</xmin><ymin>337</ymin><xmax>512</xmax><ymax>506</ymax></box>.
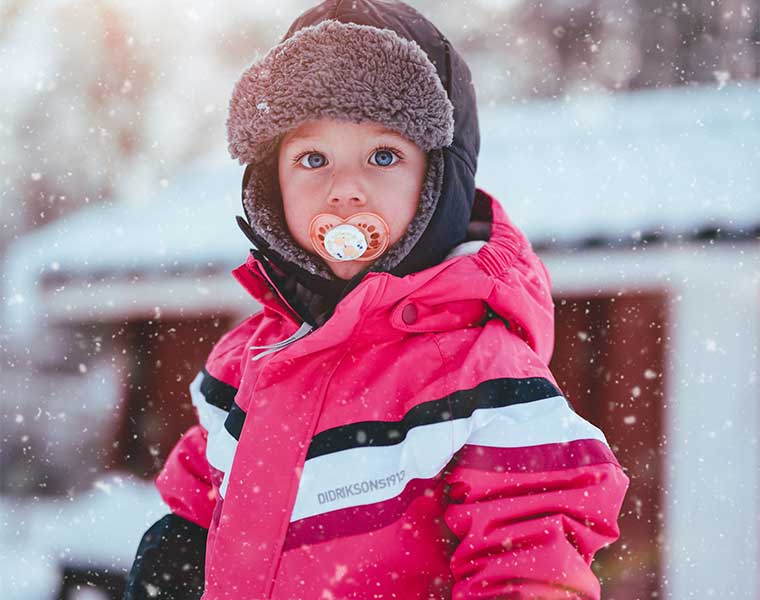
<box><xmin>551</xmin><ymin>291</ymin><xmax>668</xmax><ymax>600</ymax></box>
<box><xmin>111</xmin><ymin>314</ymin><xmax>235</xmax><ymax>477</ymax></box>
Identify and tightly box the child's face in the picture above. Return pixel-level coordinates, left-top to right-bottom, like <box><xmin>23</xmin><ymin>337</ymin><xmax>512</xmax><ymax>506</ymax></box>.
<box><xmin>278</xmin><ymin>118</ymin><xmax>427</xmax><ymax>280</ymax></box>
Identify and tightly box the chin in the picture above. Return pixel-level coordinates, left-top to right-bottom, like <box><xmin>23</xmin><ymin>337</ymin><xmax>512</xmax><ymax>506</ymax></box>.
<box><xmin>328</xmin><ymin>261</ymin><xmax>369</xmax><ymax>280</ymax></box>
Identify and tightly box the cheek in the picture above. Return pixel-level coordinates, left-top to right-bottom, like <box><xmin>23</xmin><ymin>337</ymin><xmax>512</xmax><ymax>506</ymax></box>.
<box><xmin>280</xmin><ymin>175</ymin><xmax>317</xmax><ymax>248</ymax></box>
<box><xmin>283</xmin><ymin>208</ymin><xmax>314</xmax><ymax>251</ymax></box>
<box><xmin>382</xmin><ymin>175</ymin><xmax>424</xmax><ymax>244</ymax></box>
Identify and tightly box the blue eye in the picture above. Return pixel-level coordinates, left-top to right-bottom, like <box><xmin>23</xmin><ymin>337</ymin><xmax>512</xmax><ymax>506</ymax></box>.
<box><xmin>298</xmin><ymin>152</ymin><xmax>328</xmax><ymax>169</ymax></box>
<box><xmin>371</xmin><ymin>148</ymin><xmax>399</xmax><ymax>167</ymax></box>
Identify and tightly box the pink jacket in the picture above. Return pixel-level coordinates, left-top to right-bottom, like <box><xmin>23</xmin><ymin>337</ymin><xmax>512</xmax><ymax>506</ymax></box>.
<box><xmin>157</xmin><ymin>190</ymin><xmax>630</xmax><ymax>599</ymax></box>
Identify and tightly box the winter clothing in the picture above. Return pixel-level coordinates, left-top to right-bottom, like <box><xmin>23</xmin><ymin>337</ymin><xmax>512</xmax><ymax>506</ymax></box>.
<box><xmin>124</xmin><ymin>514</ymin><xmax>206</xmax><ymax>600</ymax></box>
<box><xmin>126</xmin><ymin>1</ymin><xmax>630</xmax><ymax>598</ymax></box>
<box><xmin>231</xmin><ymin>0</ymin><xmax>479</xmax><ymax>317</ymax></box>
<box><xmin>145</xmin><ymin>189</ymin><xmax>629</xmax><ymax>600</ymax></box>
<box><xmin>227</xmin><ymin>19</ymin><xmax>454</xmax><ymax>164</ymax></box>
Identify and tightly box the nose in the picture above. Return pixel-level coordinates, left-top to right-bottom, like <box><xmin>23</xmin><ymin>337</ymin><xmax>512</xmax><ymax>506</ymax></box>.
<box><xmin>327</xmin><ymin>194</ymin><xmax>366</xmax><ymax>209</ymax></box>
<box><xmin>326</xmin><ymin>172</ymin><xmax>367</xmax><ymax>212</ymax></box>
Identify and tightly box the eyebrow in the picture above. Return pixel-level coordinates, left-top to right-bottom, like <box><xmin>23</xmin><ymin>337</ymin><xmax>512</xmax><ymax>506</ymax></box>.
<box><xmin>282</xmin><ymin>133</ymin><xmax>320</xmax><ymax>146</ymax></box>
<box><xmin>373</xmin><ymin>125</ymin><xmax>404</xmax><ymax>137</ymax></box>
<box><xmin>282</xmin><ymin>126</ymin><xmax>407</xmax><ymax>148</ymax></box>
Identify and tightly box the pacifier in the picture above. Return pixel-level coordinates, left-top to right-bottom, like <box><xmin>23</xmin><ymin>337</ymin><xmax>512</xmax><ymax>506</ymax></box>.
<box><xmin>309</xmin><ymin>212</ymin><xmax>391</xmax><ymax>263</ymax></box>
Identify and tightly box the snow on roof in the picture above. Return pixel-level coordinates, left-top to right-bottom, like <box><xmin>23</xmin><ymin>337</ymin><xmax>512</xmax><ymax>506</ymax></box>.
<box><xmin>2</xmin><ymin>160</ymin><xmax>245</xmax><ymax>337</ymax></box>
<box><xmin>9</xmin><ymin>82</ymin><xmax>759</xmax><ymax>274</ymax></box>
<box><xmin>7</xmin><ymin>159</ymin><xmax>246</xmax><ymax>279</ymax></box>
<box><xmin>3</xmin><ymin>83</ymin><xmax>758</xmax><ymax>336</ymax></box>
<box><xmin>477</xmin><ymin>82</ymin><xmax>760</xmax><ymax>247</ymax></box>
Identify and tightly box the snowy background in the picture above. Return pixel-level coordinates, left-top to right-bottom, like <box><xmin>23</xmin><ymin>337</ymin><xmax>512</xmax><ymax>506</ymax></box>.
<box><xmin>1</xmin><ymin>1</ymin><xmax>759</xmax><ymax>599</ymax></box>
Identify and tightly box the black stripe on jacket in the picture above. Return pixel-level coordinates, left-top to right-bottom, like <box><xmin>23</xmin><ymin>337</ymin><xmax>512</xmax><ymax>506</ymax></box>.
<box><xmin>199</xmin><ymin>367</ymin><xmax>238</xmax><ymax>412</ymax></box>
<box><xmin>305</xmin><ymin>376</ymin><xmax>563</xmax><ymax>460</ymax></box>
<box><xmin>224</xmin><ymin>403</ymin><xmax>247</xmax><ymax>441</ymax></box>
<box><xmin>205</xmin><ymin>375</ymin><xmax>566</xmax><ymax>455</ymax></box>
<box><xmin>196</xmin><ymin>368</ymin><xmax>246</xmax><ymax>442</ymax></box>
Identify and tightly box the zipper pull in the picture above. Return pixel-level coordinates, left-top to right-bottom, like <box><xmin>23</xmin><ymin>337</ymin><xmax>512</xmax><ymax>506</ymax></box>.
<box><xmin>250</xmin><ymin>322</ymin><xmax>313</xmax><ymax>361</ymax></box>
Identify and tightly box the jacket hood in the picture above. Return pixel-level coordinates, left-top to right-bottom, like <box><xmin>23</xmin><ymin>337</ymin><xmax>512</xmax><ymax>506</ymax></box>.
<box><xmin>228</xmin><ymin>0</ymin><xmax>480</xmax><ymax>318</ymax></box>
<box><xmin>233</xmin><ymin>190</ymin><xmax>555</xmax><ymax>365</ymax></box>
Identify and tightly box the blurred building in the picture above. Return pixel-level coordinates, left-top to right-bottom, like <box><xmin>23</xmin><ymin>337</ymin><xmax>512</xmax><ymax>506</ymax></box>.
<box><xmin>3</xmin><ymin>82</ymin><xmax>758</xmax><ymax>599</ymax></box>
<box><xmin>2</xmin><ymin>0</ymin><xmax>760</xmax><ymax>598</ymax></box>
<box><xmin>3</xmin><ymin>0</ymin><xmax>758</xmax><ymax>247</ymax></box>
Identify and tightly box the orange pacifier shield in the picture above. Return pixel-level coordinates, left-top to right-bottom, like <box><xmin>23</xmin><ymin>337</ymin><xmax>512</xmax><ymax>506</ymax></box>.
<box><xmin>309</xmin><ymin>212</ymin><xmax>391</xmax><ymax>263</ymax></box>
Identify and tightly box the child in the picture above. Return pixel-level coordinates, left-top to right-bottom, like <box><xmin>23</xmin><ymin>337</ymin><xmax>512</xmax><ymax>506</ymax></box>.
<box><xmin>126</xmin><ymin>1</ymin><xmax>629</xmax><ymax>599</ymax></box>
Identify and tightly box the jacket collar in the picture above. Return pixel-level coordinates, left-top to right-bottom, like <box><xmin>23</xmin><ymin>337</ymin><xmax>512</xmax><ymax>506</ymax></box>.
<box><xmin>231</xmin><ymin>189</ymin><xmax>555</xmax><ymax>364</ymax></box>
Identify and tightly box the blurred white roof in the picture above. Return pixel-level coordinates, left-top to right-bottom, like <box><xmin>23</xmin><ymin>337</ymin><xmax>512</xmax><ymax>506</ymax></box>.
<box><xmin>478</xmin><ymin>81</ymin><xmax>760</xmax><ymax>246</ymax></box>
<box><xmin>5</xmin><ymin>160</ymin><xmax>246</xmax><ymax>280</ymax></box>
<box><xmin>2</xmin><ymin>161</ymin><xmax>246</xmax><ymax>336</ymax></box>
<box><xmin>3</xmin><ymin>82</ymin><xmax>758</xmax><ymax>325</ymax></box>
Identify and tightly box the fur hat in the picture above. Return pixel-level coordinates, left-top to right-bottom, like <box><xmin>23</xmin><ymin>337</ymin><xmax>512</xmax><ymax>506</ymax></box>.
<box><xmin>227</xmin><ymin>18</ymin><xmax>454</xmax><ymax>278</ymax></box>
<box><xmin>226</xmin><ymin>0</ymin><xmax>480</xmax><ymax>320</ymax></box>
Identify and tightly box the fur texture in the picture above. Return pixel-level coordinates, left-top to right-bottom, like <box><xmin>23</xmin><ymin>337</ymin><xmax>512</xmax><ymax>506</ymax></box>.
<box><xmin>227</xmin><ymin>19</ymin><xmax>456</xmax><ymax>278</ymax></box>
<box><xmin>243</xmin><ymin>149</ymin><xmax>444</xmax><ymax>277</ymax></box>
<box><xmin>227</xmin><ymin>19</ymin><xmax>454</xmax><ymax>165</ymax></box>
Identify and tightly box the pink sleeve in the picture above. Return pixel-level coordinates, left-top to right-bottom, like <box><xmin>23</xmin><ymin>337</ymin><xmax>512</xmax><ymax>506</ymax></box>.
<box><xmin>155</xmin><ymin>424</ymin><xmax>221</xmax><ymax>528</ymax></box>
<box><xmin>154</xmin><ymin>312</ymin><xmax>263</xmax><ymax>528</ymax></box>
<box><xmin>444</xmin><ymin>440</ymin><xmax>629</xmax><ymax>599</ymax></box>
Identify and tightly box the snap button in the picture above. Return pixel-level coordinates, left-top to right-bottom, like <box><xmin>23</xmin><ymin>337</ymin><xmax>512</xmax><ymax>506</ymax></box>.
<box><xmin>401</xmin><ymin>303</ymin><xmax>418</xmax><ymax>325</ymax></box>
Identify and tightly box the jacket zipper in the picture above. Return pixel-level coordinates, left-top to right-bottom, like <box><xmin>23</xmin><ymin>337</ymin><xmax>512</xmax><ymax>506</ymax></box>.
<box><xmin>249</xmin><ymin>321</ymin><xmax>313</xmax><ymax>361</ymax></box>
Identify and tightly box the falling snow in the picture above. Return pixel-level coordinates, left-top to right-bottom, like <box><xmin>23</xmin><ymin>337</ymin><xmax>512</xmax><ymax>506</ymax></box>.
<box><xmin>1</xmin><ymin>1</ymin><xmax>759</xmax><ymax>599</ymax></box>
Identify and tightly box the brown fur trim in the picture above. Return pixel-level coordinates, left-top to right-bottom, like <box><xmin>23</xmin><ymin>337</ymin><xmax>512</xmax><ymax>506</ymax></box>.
<box><xmin>227</xmin><ymin>19</ymin><xmax>454</xmax><ymax>166</ymax></box>
<box><xmin>242</xmin><ymin>148</ymin><xmax>444</xmax><ymax>277</ymax></box>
